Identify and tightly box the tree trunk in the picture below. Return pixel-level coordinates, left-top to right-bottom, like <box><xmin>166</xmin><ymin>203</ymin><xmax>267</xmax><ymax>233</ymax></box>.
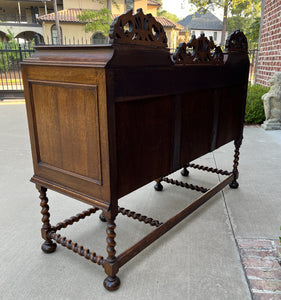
<box><xmin>220</xmin><ymin>0</ymin><xmax>228</xmax><ymax>46</ymax></box>
<box><xmin>53</xmin><ymin>0</ymin><xmax>61</xmax><ymax>45</ymax></box>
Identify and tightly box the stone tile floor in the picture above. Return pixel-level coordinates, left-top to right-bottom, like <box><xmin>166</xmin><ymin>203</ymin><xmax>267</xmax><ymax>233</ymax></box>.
<box><xmin>238</xmin><ymin>238</ymin><xmax>281</xmax><ymax>299</ymax></box>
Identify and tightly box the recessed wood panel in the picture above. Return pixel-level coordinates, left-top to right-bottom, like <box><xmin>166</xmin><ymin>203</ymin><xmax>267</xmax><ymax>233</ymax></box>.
<box><xmin>30</xmin><ymin>81</ymin><xmax>102</xmax><ymax>184</ymax></box>
<box><xmin>116</xmin><ymin>96</ymin><xmax>173</xmax><ymax>197</ymax></box>
<box><xmin>180</xmin><ymin>90</ymin><xmax>214</xmax><ymax>165</ymax></box>
<box><xmin>216</xmin><ymin>85</ymin><xmax>244</xmax><ymax>148</ymax></box>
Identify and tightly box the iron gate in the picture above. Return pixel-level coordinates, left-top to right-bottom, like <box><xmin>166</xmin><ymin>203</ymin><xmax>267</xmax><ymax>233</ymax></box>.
<box><xmin>0</xmin><ymin>44</ymin><xmax>34</xmax><ymax>99</ymax></box>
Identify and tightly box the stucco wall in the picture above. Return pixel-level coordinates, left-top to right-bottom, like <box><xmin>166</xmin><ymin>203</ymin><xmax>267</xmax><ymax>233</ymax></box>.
<box><xmin>64</xmin><ymin>0</ymin><xmax>127</xmax><ymax>15</ymax></box>
<box><xmin>146</xmin><ymin>5</ymin><xmax>158</xmax><ymax>16</ymax></box>
<box><xmin>111</xmin><ymin>0</ymin><xmax>126</xmax><ymax>15</ymax></box>
<box><xmin>43</xmin><ymin>22</ymin><xmax>93</xmax><ymax>44</ymax></box>
<box><xmin>64</xmin><ymin>0</ymin><xmax>104</xmax><ymax>10</ymax></box>
<box><xmin>134</xmin><ymin>0</ymin><xmax>147</xmax><ymax>13</ymax></box>
<box><xmin>256</xmin><ymin>0</ymin><xmax>281</xmax><ymax>86</ymax></box>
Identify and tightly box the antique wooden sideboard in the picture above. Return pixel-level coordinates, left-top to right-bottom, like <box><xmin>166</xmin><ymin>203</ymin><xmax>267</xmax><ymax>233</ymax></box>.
<box><xmin>21</xmin><ymin>9</ymin><xmax>249</xmax><ymax>291</ymax></box>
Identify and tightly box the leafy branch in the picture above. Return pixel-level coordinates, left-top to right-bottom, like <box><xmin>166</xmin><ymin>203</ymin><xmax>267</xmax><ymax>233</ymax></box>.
<box><xmin>77</xmin><ymin>0</ymin><xmax>119</xmax><ymax>35</ymax></box>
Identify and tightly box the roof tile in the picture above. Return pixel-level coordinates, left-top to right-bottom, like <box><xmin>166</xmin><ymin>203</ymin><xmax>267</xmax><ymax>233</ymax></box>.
<box><xmin>37</xmin><ymin>8</ymin><xmax>184</xmax><ymax>30</ymax></box>
<box><xmin>179</xmin><ymin>11</ymin><xmax>222</xmax><ymax>31</ymax></box>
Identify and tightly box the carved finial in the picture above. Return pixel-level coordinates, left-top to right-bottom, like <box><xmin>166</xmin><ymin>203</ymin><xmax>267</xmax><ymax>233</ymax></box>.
<box><xmin>109</xmin><ymin>9</ymin><xmax>168</xmax><ymax>48</ymax></box>
<box><xmin>173</xmin><ymin>34</ymin><xmax>223</xmax><ymax>65</ymax></box>
<box><xmin>225</xmin><ymin>30</ymin><xmax>248</xmax><ymax>53</ymax></box>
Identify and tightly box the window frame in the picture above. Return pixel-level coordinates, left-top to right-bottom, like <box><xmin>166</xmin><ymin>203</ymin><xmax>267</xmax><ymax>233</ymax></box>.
<box><xmin>51</xmin><ymin>24</ymin><xmax>62</xmax><ymax>45</ymax></box>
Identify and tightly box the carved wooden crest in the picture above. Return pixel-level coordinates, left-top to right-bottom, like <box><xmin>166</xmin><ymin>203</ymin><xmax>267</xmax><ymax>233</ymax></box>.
<box><xmin>173</xmin><ymin>34</ymin><xmax>224</xmax><ymax>65</ymax></box>
<box><xmin>225</xmin><ymin>30</ymin><xmax>248</xmax><ymax>53</ymax></box>
<box><xmin>109</xmin><ymin>9</ymin><xmax>168</xmax><ymax>48</ymax></box>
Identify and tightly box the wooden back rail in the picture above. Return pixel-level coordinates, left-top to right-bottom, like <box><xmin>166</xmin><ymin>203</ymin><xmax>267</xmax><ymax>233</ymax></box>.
<box><xmin>21</xmin><ymin>9</ymin><xmax>249</xmax><ymax>291</ymax></box>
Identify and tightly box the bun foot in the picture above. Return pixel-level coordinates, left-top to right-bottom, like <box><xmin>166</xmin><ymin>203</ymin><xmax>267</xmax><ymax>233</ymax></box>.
<box><xmin>229</xmin><ymin>180</ymin><xmax>239</xmax><ymax>189</ymax></box>
<box><xmin>181</xmin><ymin>167</ymin><xmax>189</xmax><ymax>177</ymax></box>
<box><xmin>99</xmin><ymin>213</ymin><xmax>107</xmax><ymax>222</ymax></box>
<box><xmin>41</xmin><ymin>240</ymin><xmax>57</xmax><ymax>253</ymax></box>
<box><xmin>103</xmin><ymin>276</ymin><xmax>120</xmax><ymax>291</ymax></box>
<box><xmin>154</xmin><ymin>181</ymin><xmax>163</xmax><ymax>191</ymax></box>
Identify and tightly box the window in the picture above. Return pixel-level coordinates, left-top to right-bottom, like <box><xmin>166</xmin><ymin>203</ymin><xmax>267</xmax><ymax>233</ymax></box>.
<box><xmin>191</xmin><ymin>31</ymin><xmax>195</xmax><ymax>36</ymax></box>
<box><xmin>51</xmin><ymin>24</ymin><xmax>62</xmax><ymax>45</ymax></box>
<box><xmin>91</xmin><ymin>32</ymin><xmax>107</xmax><ymax>45</ymax></box>
<box><xmin>125</xmin><ymin>0</ymin><xmax>134</xmax><ymax>11</ymax></box>
<box><xmin>214</xmin><ymin>32</ymin><xmax>217</xmax><ymax>41</ymax></box>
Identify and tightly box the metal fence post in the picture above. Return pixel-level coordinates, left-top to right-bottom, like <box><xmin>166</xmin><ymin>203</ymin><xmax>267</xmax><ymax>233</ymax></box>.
<box><xmin>19</xmin><ymin>44</ymin><xmax>23</xmax><ymax>62</ymax></box>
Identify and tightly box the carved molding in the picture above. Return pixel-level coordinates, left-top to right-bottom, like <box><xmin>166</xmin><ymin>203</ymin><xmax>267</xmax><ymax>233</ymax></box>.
<box><xmin>225</xmin><ymin>30</ymin><xmax>248</xmax><ymax>53</ymax></box>
<box><xmin>173</xmin><ymin>34</ymin><xmax>224</xmax><ymax>65</ymax></box>
<box><xmin>109</xmin><ymin>9</ymin><xmax>168</xmax><ymax>48</ymax></box>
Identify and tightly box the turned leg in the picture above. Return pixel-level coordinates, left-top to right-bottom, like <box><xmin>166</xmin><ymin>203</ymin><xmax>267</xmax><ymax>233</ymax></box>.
<box><xmin>229</xmin><ymin>137</ymin><xmax>243</xmax><ymax>189</ymax></box>
<box><xmin>154</xmin><ymin>177</ymin><xmax>163</xmax><ymax>191</ymax></box>
<box><xmin>103</xmin><ymin>218</ymin><xmax>120</xmax><ymax>291</ymax></box>
<box><xmin>181</xmin><ymin>164</ymin><xmax>189</xmax><ymax>177</ymax></box>
<box><xmin>38</xmin><ymin>186</ymin><xmax>57</xmax><ymax>253</ymax></box>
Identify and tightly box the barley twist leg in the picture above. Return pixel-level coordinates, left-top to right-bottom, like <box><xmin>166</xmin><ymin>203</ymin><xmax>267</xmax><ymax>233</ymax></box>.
<box><xmin>229</xmin><ymin>137</ymin><xmax>243</xmax><ymax>189</ymax></box>
<box><xmin>38</xmin><ymin>186</ymin><xmax>57</xmax><ymax>253</ymax></box>
<box><xmin>103</xmin><ymin>218</ymin><xmax>120</xmax><ymax>291</ymax></box>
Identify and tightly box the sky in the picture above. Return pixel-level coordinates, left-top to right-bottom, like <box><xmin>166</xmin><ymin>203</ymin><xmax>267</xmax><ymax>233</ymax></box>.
<box><xmin>161</xmin><ymin>0</ymin><xmax>224</xmax><ymax>20</ymax></box>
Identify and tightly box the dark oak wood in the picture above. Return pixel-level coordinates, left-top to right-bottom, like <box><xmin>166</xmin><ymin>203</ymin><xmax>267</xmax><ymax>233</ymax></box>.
<box><xmin>21</xmin><ymin>10</ymin><xmax>249</xmax><ymax>291</ymax></box>
<box><xmin>38</xmin><ymin>186</ymin><xmax>57</xmax><ymax>253</ymax></box>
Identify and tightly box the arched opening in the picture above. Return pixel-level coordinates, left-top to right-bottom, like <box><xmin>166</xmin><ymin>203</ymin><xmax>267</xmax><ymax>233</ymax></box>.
<box><xmin>91</xmin><ymin>32</ymin><xmax>107</xmax><ymax>45</ymax></box>
<box><xmin>51</xmin><ymin>24</ymin><xmax>62</xmax><ymax>45</ymax></box>
<box><xmin>15</xmin><ymin>31</ymin><xmax>44</xmax><ymax>44</ymax></box>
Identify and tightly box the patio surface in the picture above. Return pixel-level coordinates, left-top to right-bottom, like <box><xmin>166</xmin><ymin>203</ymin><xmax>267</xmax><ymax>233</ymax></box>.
<box><xmin>0</xmin><ymin>101</ymin><xmax>280</xmax><ymax>300</ymax></box>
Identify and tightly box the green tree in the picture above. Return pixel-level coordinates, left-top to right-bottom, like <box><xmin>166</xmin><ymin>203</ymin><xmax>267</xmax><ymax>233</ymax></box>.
<box><xmin>187</xmin><ymin>0</ymin><xmax>260</xmax><ymax>45</ymax></box>
<box><xmin>158</xmin><ymin>10</ymin><xmax>180</xmax><ymax>23</ymax></box>
<box><xmin>77</xmin><ymin>0</ymin><xmax>119</xmax><ymax>35</ymax></box>
<box><xmin>226</xmin><ymin>1</ymin><xmax>260</xmax><ymax>48</ymax></box>
<box><xmin>0</xmin><ymin>30</ymin><xmax>20</xmax><ymax>72</ymax></box>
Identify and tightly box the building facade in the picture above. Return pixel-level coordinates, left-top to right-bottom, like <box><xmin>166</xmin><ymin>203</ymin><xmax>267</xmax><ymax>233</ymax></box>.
<box><xmin>37</xmin><ymin>0</ymin><xmax>183</xmax><ymax>50</ymax></box>
<box><xmin>179</xmin><ymin>11</ymin><xmax>224</xmax><ymax>45</ymax></box>
<box><xmin>0</xmin><ymin>0</ymin><xmax>63</xmax><ymax>43</ymax></box>
<box><xmin>255</xmin><ymin>0</ymin><xmax>281</xmax><ymax>86</ymax></box>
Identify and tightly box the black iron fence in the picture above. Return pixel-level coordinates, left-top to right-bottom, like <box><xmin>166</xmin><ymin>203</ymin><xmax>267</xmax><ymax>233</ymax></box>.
<box><xmin>0</xmin><ymin>44</ymin><xmax>259</xmax><ymax>99</ymax></box>
<box><xmin>0</xmin><ymin>43</ymin><xmax>34</xmax><ymax>99</ymax></box>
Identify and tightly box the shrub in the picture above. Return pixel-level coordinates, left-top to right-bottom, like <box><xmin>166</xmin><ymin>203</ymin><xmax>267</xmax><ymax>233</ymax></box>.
<box><xmin>244</xmin><ymin>84</ymin><xmax>270</xmax><ymax>124</ymax></box>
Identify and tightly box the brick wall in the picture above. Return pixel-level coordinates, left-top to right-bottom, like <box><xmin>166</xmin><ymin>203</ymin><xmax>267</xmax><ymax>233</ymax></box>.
<box><xmin>256</xmin><ymin>0</ymin><xmax>281</xmax><ymax>86</ymax></box>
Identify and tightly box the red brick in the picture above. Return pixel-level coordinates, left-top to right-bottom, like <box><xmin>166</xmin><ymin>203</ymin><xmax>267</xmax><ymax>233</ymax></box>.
<box><xmin>256</xmin><ymin>0</ymin><xmax>281</xmax><ymax>85</ymax></box>
<box><xmin>240</xmin><ymin>249</ymin><xmax>277</xmax><ymax>259</ymax></box>
<box><xmin>238</xmin><ymin>239</ymin><xmax>274</xmax><ymax>250</ymax></box>
<box><xmin>249</xmin><ymin>279</ymin><xmax>281</xmax><ymax>292</ymax></box>
<box><xmin>242</xmin><ymin>257</ymin><xmax>281</xmax><ymax>269</ymax></box>
<box><xmin>246</xmin><ymin>268</ymin><xmax>281</xmax><ymax>280</ymax></box>
<box><xmin>253</xmin><ymin>293</ymin><xmax>281</xmax><ymax>300</ymax></box>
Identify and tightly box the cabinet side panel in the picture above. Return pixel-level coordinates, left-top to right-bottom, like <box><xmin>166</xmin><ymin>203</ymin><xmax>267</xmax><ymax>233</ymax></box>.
<box><xmin>22</xmin><ymin>65</ymin><xmax>111</xmax><ymax>207</ymax></box>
